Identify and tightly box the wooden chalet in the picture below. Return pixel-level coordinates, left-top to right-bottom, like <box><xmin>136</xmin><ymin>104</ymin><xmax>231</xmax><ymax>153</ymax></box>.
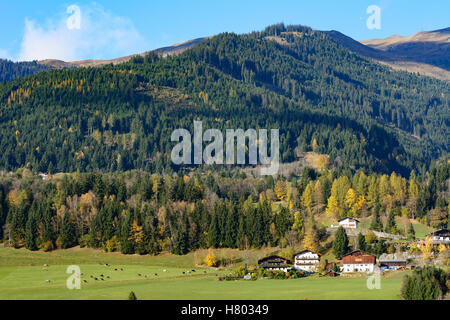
<box><xmin>293</xmin><ymin>250</ymin><xmax>321</xmax><ymax>273</ymax></box>
<box><xmin>428</xmin><ymin>229</ymin><xmax>450</xmax><ymax>245</ymax></box>
<box><xmin>338</xmin><ymin>217</ymin><xmax>360</xmax><ymax>229</ymax></box>
<box><xmin>258</xmin><ymin>256</ymin><xmax>292</xmax><ymax>272</ymax></box>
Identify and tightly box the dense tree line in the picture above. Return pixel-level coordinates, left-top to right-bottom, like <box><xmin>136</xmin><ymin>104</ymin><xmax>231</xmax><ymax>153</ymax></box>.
<box><xmin>0</xmin><ymin>25</ymin><xmax>448</xmax><ymax>176</ymax></box>
<box><xmin>401</xmin><ymin>267</ymin><xmax>448</xmax><ymax>300</ymax></box>
<box><xmin>0</xmin><ymin>162</ymin><xmax>448</xmax><ymax>256</ymax></box>
<box><xmin>0</xmin><ymin>59</ymin><xmax>52</xmax><ymax>82</ymax></box>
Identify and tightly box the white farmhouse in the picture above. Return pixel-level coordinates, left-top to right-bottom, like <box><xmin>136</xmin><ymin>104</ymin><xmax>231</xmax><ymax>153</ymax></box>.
<box><xmin>341</xmin><ymin>250</ymin><xmax>376</xmax><ymax>273</ymax></box>
<box><xmin>338</xmin><ymin>217</ymin><xmax>360</xmax><ymax>229</ymax></box>
<box><xmin>428</xmin><ymin>229</ymin><xmax>450</xmax><ymax>245</ymax></box>
<box><xmin>293</xmin><ymin>250</ymin><xmax>321</xmax><ymax>273</ymax></box>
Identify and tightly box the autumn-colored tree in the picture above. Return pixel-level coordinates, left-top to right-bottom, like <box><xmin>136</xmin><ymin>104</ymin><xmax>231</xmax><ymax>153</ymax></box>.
<box><xmin>325</xmin><ymin>195</ymin><xmax>339</xmax><ymax>218</ymax></box>
<box><xmin>345</xmin><ymin>188</ymin><xmax>357</xmax><ymax>217</ymax></box>
<box><xmin>292</xmin><ymin>211</ymin><xmax>305</xmax><ymax>238</ymax></box>
<box><xmin>303</xmin><ymin>228</ymin><xmax>319</xmax><ymax>252</ymax></box>
<box><xmin>365</xmin><ymin>231</ymin><xmax>377</xmax><ymax>244</ymax></box>
<box><xmin>419</xmin><ymin>236</ymin><xmax>435</xmax><ymax>264</ymax></box>
<box><xmin>301</xmin><ymin>181</ymin><xmax>314</xmax><ymax>213</ymax></box>
<box><xmin>204</xmin><ymin>249</ymin><xmax>218</xmax><ymax>267</ymax></box>
<box><xmin>275</xmin><ymin>181</ymin><xmax>288</xmax><ymax>201</ymax></box>
<box><xmin>128</xmin><ymin>219</ymin><xmax>144</xmax><ymax>245</ymax></box>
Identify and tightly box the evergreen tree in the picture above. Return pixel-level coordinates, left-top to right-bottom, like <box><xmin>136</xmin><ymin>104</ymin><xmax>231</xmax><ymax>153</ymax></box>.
<box><xmin>60</xmin><ymin>212</ymin><xmax>76</xmax><ymax>249</ymax></box>
<box><xmin>385</xmin><ymin>211</ymin><xmax>396</xmax><ymax>234</ymax></box>
<box><xmin>407</xmin><ymin>222</ymin><xmax>416</xmax><ymax>240</ymax></box>
<box><xmin>207</xmin><ymin>213</ymin><xmax>219</xmax><ymax>248</ymax></box>
<box><xmin>24</xmin><ymin>212</ymin><xmax>38</xmax><ymax>251</ymax></box>
<box><xmin>357</xmin><ymin>232</ymin><xmax>366</xmax><ymax>251</ymax></box>
<box><xmin>333</xmin><ymin>226</ymin><xmax>349</xmax><ymax>258</ymax></box>
<box><xmin>224</xmin><ymin>203</ymin><xmax>237</xmax><ymax>248</ymax></box>
<box><xmin>128</xmin><ymin>291</ymin><xmax>138</xmax><ymax>300</ymax></box>
<box><xmin>370</xmin><ymin>202</ymin><xmax>383</xmax><ymax>231</ymax></box>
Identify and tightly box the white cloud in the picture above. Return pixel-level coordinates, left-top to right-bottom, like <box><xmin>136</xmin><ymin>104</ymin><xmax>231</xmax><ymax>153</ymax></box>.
<box><xmin>18</xmin><ymin>3</ymin><xmax>148</xmax><ymax>62</ymax></box>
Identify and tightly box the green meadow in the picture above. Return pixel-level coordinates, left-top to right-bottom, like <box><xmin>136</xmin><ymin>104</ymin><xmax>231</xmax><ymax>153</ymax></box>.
<box><xmin>0</xmin><ymin>247</ymin><xmax>404</xmax><ymax>300</ymax></box>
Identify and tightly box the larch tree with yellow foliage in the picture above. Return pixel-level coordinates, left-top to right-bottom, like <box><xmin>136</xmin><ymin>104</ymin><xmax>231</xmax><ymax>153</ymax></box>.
<box><xmin>275</xmin><ymin>181</ymin><xmax>288</xmax><ymax>201</ymax></box>
<box><xmin>301</xmin><ymin>181</ymin><xmax>314</xmax><ymax>214</ymax></box>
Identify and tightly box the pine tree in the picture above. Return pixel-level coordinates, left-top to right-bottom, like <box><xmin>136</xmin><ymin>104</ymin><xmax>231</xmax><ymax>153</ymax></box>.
<box><xmin>333</xmin><ymin>226</ymin><xmax>349</xmax><ymax>258</ymax></box>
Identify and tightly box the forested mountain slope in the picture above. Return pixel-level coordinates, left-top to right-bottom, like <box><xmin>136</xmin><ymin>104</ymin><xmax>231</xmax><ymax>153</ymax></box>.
<box><xmin>0</xmin><ymin>59</ymin><xmax>52</xmax><ymax>82</ymax></box>
<box><xmin>0</xmin><ymin>24</ymin><xmax>448</xmax><ymax>176</ymax></box>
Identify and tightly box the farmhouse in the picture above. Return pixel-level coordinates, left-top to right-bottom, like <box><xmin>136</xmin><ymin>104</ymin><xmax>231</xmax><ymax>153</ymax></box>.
<box><xmin>341</xmin><ymin>250</ymin><xmax>376</xmax><ymax>273</ymax></box>
<box><xmin>293</xmin><ymin>250</ymin><xmax>321</xmax><ymax>273</ymax></box>
<box><xmin>428</xmin><ymin>229</ymin><xmax>450</xmax><ymax>245</ymax></box>
<box><xmin>379</xmin><ymin>253</ymin><xmax>408</xmax><ymax>270</ymax></box>
<box><xmin>379</xmin><ymin>259</ymin><xmax>407</xmax><ymax>270</ymax></box>
<box><xmin>258</xmin><ymin>256</ymin><xmax>291</xmax><ymax>272</ymax></box>
<box><xmin>338</xmin><ymin>217</ymin><xmax>360</xmax><ymax>229</ymax></box>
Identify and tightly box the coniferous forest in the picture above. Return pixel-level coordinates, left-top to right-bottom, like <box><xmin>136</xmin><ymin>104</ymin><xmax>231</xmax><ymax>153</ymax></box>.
<box><xmin>0</xmin><ymin>162</ymin><xmax>448</xmax><ymax>256</ymax></box>
<box><xmin>0</xmin><ymin>24</ymin><xmax>448</xmax><ymax>256</ymax></box>
<box><xmin>0</xmin><ymin>25</ymin><xmax>448</xmax><ymax>177</ymax></box>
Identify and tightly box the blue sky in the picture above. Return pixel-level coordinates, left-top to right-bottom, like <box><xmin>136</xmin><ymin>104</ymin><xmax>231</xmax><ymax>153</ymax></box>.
<box><xmin>1</xmin><ymin>0</ymin><xmax>449</xmax><ymax>61</ymax></box>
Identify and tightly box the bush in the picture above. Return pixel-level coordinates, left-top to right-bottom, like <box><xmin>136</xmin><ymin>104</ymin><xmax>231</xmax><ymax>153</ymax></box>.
<box><xmin>205</xmin><ymin>250</ymin><xmax>218</xmax><ymax>267</ymax></box>
<box><xmin>42</xmin><ymin>240</ymin><xmax>54</xmax><ymax>252</ymax></box>
<box><xmin>128</xmin><ymin>291</ymin><xmax>137</xmax><ymax>300</ymax></box>
<box><xmin>78</xmin><ymin>234</ymin><xmax>91</xmax><ymax>248</ymax></box>
<box><xmin>104</xmin><ymin>236</ymin><xmax>119</xmax><ymax>253</ymax></box>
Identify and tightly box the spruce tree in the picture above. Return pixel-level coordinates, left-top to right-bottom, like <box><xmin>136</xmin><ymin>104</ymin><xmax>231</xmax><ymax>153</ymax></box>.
<box><xmin>333</xmin><ymin>226</ymin><xmax>349</xmax><ymax>258</ymax></box>
<box><xmin>208</xmin><ymin>214</ymin><xmax>219</xmax><ymax>248</ymax></box>
<box><xmin>370</xmin><ymin>203</ymin><xmax>383</xmax><ymax>231</ymax></box>
<box><xmin>60</xmin><ymin>212</ymin><xmax>76</xmax><ymax>249</ymax></box>
<box><xmin>385</xmin><ymin>211</ymin><xmax>396</xmax><ymax>234</ymax></box>
<box><xmin>24</xmin><ymin>213</ymin><xmax>38</xmax><ymax>251</ymax></box>
<box><xmin>357</xmin><ymin>232</ymin><xmax>366</xmax><ymax>251</ymax></box>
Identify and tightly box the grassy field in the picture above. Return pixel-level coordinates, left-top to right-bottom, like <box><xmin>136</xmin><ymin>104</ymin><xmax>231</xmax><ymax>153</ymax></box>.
<box><xmin>0</xmin><ymin>247</ymin><xmax>405</xmax><ymax>300</ymax></box>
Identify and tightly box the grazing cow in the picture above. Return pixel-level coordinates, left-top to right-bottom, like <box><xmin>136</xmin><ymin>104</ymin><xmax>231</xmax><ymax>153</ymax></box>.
<box><xmin>106</xmin><ymin>276</ymin><xmax>110</xmax><ymax>279</ymax></box>
<box><xmin>94</xmin><ymin>278</ymin><xmax>98</xmax><ymax>281</ymax></box>
<box><xmin>114</xmin><ymin>269</ymin><xmax>118</xmax><ymax>271</ymax></box>
<box><xmin>83</xmin><ymin>280</ymin><xmax>88</xmax><ymax>283</ymax></box>
<box><xmin>163</xmin><ymin>269</ymin><xmax>167</xmax><ymax>273</ymax></box>
<box><xmin>44</xmin><ymin>264</ymin><xmax>49</xmax><ymax>267</ymax></box>
<box><xmin>154</xmin><ymin>273</ymin><xmax>158</xmax><ymax>276</ymax></box>
<box><xmin>138</xmin><ymin>274</ymin><xmax>142</xmax><ymax>277</ymax></box>
<box><xmin>45</xmin><ymin>280</ymin><xmax>51</xmax><ymax>283</ymax></box>
<box><xmin>192</xmin><ymin>270</ymin><xmax>196</xmax><ymax>272</ymax></box>
<box><xmin>120</xmin><ymin>268</ymin><xmax>123</xmax><ymax>271</ymax></box>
